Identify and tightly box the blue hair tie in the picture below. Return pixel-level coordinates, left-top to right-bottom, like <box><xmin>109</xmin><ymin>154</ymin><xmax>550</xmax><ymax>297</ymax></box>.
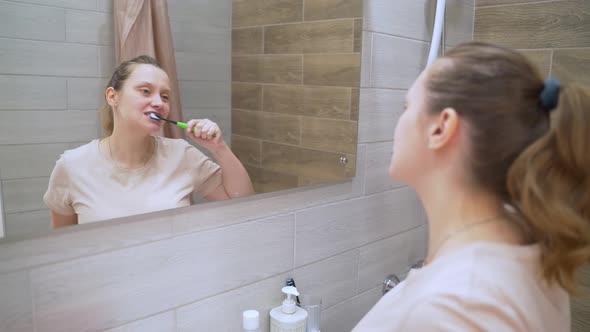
<box><xmin>539</xmin><ymin>76</ymin><xmax>560</xmax><ymax>112</ymax></box>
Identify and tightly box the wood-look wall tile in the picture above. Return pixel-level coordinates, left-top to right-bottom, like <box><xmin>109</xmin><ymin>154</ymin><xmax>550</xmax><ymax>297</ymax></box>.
<box><xmin>232</xmin><ymin>83</ymin><xmax>262</xmax><ymax>110</ymax></box>
<box><xmin>66</xmin><ymin>10</ymin><xmax>113</xmax><ymax>45</ymax></box>
<box><xmin>0</xmin><ymin>76</ymin><xmax>66</xmax><ymax>110</ymax></box>
<box><xmin>0</xmin><ymin>1</ymin><xmax>65</xmax><ymax>41</ymax></box>
<box><xmin>358</xmin><ymin>88</ymin><xmax>405</xmax><ymax>143</ymax></box>
<box><xmin>358</xmin><ymin>225</ymin><xmax>427</xmax><ymax>293</ymax></box>
<box><xmin>244</xmin><ymin>164</ymin><xmax>299</xmax><ymax>193</ymax></box>
<box><xmin>354</xmin><ymin>19</ymin><xmax>362</xmax><ymax>53</ymax></box>
<box><xmin>304</xmin><ymin>0</ymin><xmax>363</xmax><ymax>21</ymax></box>
<box><xmin>0</xmin><ymin>143</ymin><xmax>69</xmax><ymax>180</ymax></box>
<box><xmin>553</xmin><ymin>48</ymin><xmax>590</xmax><ymax>85</ymax></box>
<box><xmin>519</xmin><ymin>50</ymin><xmax>552</xmax><ymax>78</ymax></box>
<box><xmin>477</xmin><ymin>0</ymin><xmax>548</xmax><ymax>6</ymax></box>
<box><xmin>232</xmin><ymin>27</ymin><xmax>263</xmax><ymax>55</ymax></box>
<box><xmin>293</xmin><ymin>250</ymin><xmax>359</xmax><ymax>309</ymax></box>
<box><xmin>474</xmin><ymin>1</ymin><xmax>590</xmax><ymax>49</ymax></box>
<box><xmin>5</xmin><ymin>209</ymin><xmax>51</xmax><ymax>238</ymax></box>
<box><xmin>176</xmin><ymin>273</ymin><xmax>288</xmax><ymax>332</ymax></box>
<box><xmin>294</xmin><ymin>187</ymin><xmax>425</xmax><ymax>266</ymax></box>
<box><xmin>232</xmin><ymin>0</ymin><xmax>303</xmax><ymax>28</ymax></box>
<box><xmin>263</xmin><ymin>85</ymin><xmax>351</xmax><ymax>119</ymax></box>
<box><xmin>233</xmin><ymin>55</ymin><xmax>302</xmax><ymax>84</ymax></box>
<box><xmin>0</xmin><ymin>110</ymin><xmax>98</xmax><ymax>145</ymax></box>
<box><xmin>370</xmin><ymin>34</ymin><xmax>429</xmax><ymax>89</ymax></box>
<box><xmin>105</xmin><ymin>312</ymin><xmax>175</xmax><ymax>332</ymax></box>
<box><xmin>350</xmin><ymin>88</ymin><xmax>359</xmax><ymax>121</ymax></box>
<box><xmin>304</xmin><ymin>54</ymin><xmax>361</xmax><ymax>87</ymax></box>
<box><xmin>262</xmin><ymin>141</ymin><xmax>355</xmax><ymax>180</ymax></box>
<box><xmin>30</xmin><ymin>215</ymin><xmax>294</xmax><ymax>332</ymax></box>
<box><xmin>2</xmin><ymin>177</ymin><xmax>48</xmax><ymax>213</ymax></box>
<box><xmin>232</xmin><ymin>109</ymin><xmax>301</xmax><ymax>145</ymax></box>
<box><xmin>365</xmin><ymin>141</ymin><xmax>406</xmax><ymax>195</ymax></box>
<box><xmin>0</xmin><ymin>38</ymin><xmax>98</xmax><ymax>77</ymax></box>
<box><xmin>321</xmin><ymin>288</ymin><xmax>381</xmax><ymax>332</ymax></box>
<box><xmin>301</xmin><ymin>117</ymin><xmax>357</xmax><ymax>154</ymax></box>
<box><xmin>0</xmin><ymin>271</ymin><xmax>34</xmax><ymax>332</ymax></box>
<box><xmin>264</xmin><ymin>20</ymin><xmax>354</xmax><ymax>54</ymax></box>
<box><xmin>231</xmin><ymin>134</ymin><xmax>262</xmax><ymax>166</ymax></box>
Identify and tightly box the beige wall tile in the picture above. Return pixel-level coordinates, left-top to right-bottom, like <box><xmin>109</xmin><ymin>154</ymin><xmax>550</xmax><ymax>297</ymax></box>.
<box><xmin>8</xmin><ymin>0</ymin><xmax>96</xmax><ymax>10</ymax></box>
<box><xmin>365</xmin><ymin>141</ymin><xmax>406</xmax><ymax>195</ymax></box>
<box><xmin>176</xmin><ymin>50</ymin><xmax>230</xmax><ymax>82</ymax></box>
<box><xmin>477</xmin><ymin>0</ymin><xmax>548</xmax><ymax>6</ymax></box>
<box><xmin>231</xmin><ymin>134</ymin><xmax>262</xmax><ymax>166</ymax></box>
<box><xmin>179</xmin><ymin>81</ymin><xmax>230</xmax><ymax>109</ymax></box>
<box><xmin>304</xmin><ymin>54</ymin><xmax>361</xmax><ymax>87</ymax></box>
<box><xmin>263</xmin><ymin>85</ymin><xmax>351</xmax><ymax>119</ymax></box>
<box><xmin>304</xmin><ymin>0</ymin><xmax>363</xmax><ymax>21</ymax></box>
<box><xmin>5</xmin><ymin>209</ymin><xmax>51</xmax><ymax>238</ymax></box>
<box><xmin>370</xmin><ymin>34</ymin><xmax>429</xmax><ymax>89</ymax></box>
<box><xmin>519</xmin><ymin>50</ymin><xmax>552</xmax><ymax>78</ymax></box>
<box><xmin>358</xmin><ymin>225</ymin><xmax>427</xmax><ymax>293</ymax></box>
<box><xmin>295</xmin><ymin>187</ymin><xmax>425</xmax><ymax>266</ymax></box>
<box><xmin>177</xmin><ymin>273</ymin><xmax>288</xmax><ymax>332</ymax></box>
<box><xmin>0</xmin><ymin>38</ymin><xmax>98</xmax><ymax>77</ymax></box>
<box><xmin>0</xmin><ymin>76</ymin><xmax>66</xmax><ymax>110</ymax></box>
<box><xmin>351</xmin><ymin>88</ymin><xmax>359</xmax><ymax>121</ymax></box>
<box><xmin>364</xmin><ymin>0</ymin><xmax>434</xmax><ymax>41</ymax></box>
<box><xmin>66</xmin><ymin>10</ymin><xmax>113</xmax><ymax>45</ymax></box>
<box><xmin>293</xmin><ymin>250</ymin><xmax>359</xmax><ymax>309</ymax></box>
<box><xmin>0</xmin><ymin>271</ymin><xmax>34</xmax><ymax>332</ymax></box>
<box><xmin>232</xmin><ymin>27</ymin><xmax>264</xmax><ymax>55</ymax></box>
<box><xmin>98</xmin><ymin>45</ymin><xmax>116</xmax><ymax>78</ymax></box>
<box><xmin>474</xmin><ymin>1</ymin><xmax>590</xmax><ymax>49</ymax></box>
<box><xmin>3</xmin><ymin>177</ymin><xmax>48</xmax><ymax>214</ymax></box>
<box><xmin>446</xmin><ymin>0</ymin><xmax>475</xmax><ymax>46</ymax></box>
<box><xmin>0</xmin><ymin>143</ymin><xmax>68</xmax><ymax>180</ymax></box>
<box><xmin>358</xmin><ymin>88</ymin><xmax>405</xmax><ymax>143</ymax></box>
<box><xmin>354</xmin><ymin>19</ymin><xmax>362</xmax><ymax>53</ymax></box>
<box><xmin>0</xmin><ymin>1</ymin><xmax>65</xmax><ymax>41</ymax></box>
<box><xmin>265</xmin><ymin>20</ymin><xmax>354</xmax><ymax>54</ymax></box>
<box><xmin>360</xmin><ymin>31</ymin><xmax>372</xmax><ymax>88</ymax></box>
<box><xmin>30</xmin><ymin>215</ymin><xmax>294</xmax><ymax>332</ymax></box>
<box><xmin>168</xmin><ymin>0</ymin><xmax>231</xmax><ymax>29</ymax></box>
<box><xmin>553</xmin><ymin>49</ymin><xmax>590</xmax><ymax>85</ymax></box>
<box><xmin>0</xmin><ymin>110</ymin><xmax>97</xmax><ymax>145</ymax></box>
<box><xmin>301</xmin><ymin>117</ymin><xmax>358</xmax><ymax>154</ymax></box>
<box><xmin>96</xmin><ymin>0</ymin><xmax>112</xmax><ymax>12</ymax></box>
<box><xmin>232</xmin><ymin>0</ymin><xmax>303</xmax><ymax>28</ymax></box>
<box><xmin>233</xmin><ymin>55</ymin><xmax>302</xmax><ymax>84</ymax></box>
<box><xmin>232</xmin><ymin>109</ymin><xmax>301</xmax><ymax>145</ymax></box>
<box><xmin>67</xmin><ymin>78</ymin><xmax>107</xmax><ymax>110</ymax></box>
<box><xmin>321</xmin><ymin>287</ymin><xmax>381</xmax><ymax>332</ymax></box>
<box><xmin>232</xmin><ymin>83</ymin><xmax>263</xmax><ymax>110</ymax></box>
<box><xmin>171</xmin><ymin>20</ymin><xmax>230</xmax><ymax>54</ymax></box>
<box><xmin>262</xmin><ymin>141</ymin><xmax>356</xmax><ymax>180</ymax></box>
<box><xmin>105</xmin><ymin>312</ymin><xmax>175</xmax><ymax>332</ymax></box>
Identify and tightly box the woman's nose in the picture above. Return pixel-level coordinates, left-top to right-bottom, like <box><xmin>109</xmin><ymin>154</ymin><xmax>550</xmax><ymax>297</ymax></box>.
<box><xmin>151</xmin><ymin>94</ymin><xmax>163</xmax><ymax>108</ymax></box>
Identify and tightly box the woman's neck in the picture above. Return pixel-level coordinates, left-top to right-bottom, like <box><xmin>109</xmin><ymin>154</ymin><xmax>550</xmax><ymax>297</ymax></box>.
<box><xmin>416</xmin><ymin>176</ymin><xmax>525</xmax><ymax>264</ymax></box>
<box><xmin>105</xmin><ymin>128</ymin><xmax>154</xmax><ymax>169</ymax></box>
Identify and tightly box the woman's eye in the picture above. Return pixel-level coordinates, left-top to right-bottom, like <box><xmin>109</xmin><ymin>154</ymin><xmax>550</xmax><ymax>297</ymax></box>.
<box><xmin>162</xmin><ymin>95</ymin><xmax>169</xmax><ymax>101</ymax></box>
<box><xmin>141</xmin><ymin>88</ymin><xmax>150</xmax><ymax>95</ymax></box>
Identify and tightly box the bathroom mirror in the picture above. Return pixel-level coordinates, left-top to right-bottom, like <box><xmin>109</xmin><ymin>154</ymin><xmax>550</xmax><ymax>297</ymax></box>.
<box><xmin>0</xmin><ymin>0</ymin><xmax>362</xmax><ymax>239</ymax></box>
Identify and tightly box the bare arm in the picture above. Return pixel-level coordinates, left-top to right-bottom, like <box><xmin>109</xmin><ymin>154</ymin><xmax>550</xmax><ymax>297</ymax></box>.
<box><xmin>50</xmin><ymin>210</ymin><xmax>78</xmax><ymax>228</ymax></box>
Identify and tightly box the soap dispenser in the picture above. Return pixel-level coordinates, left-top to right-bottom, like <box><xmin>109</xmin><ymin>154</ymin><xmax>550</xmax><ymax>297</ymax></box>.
<box><xmin>270</xmin><ymin>286</ymin><xmax>308</xmax><ymax>332</ymax></box>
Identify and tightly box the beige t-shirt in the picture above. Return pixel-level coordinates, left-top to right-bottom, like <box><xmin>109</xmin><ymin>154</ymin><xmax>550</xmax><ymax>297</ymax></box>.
<box><xmin>353</xmin><ymin>242</ymin><xmax>570</xmax><ymax>332</ymax></box>
<box><xmin>44</xmin><ymin>137</ymin><xmax>222</xmax><ymax>224</ymax></box>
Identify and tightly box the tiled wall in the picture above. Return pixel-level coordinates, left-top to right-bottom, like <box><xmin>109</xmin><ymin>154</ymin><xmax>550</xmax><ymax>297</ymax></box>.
<box><xmin>474</xmin><ymin>1</ymin><xmax>590</xmax><ymax>330</ymax></box>
<box><xmin>0</xmin><ymin>1</ymin><xmax>474</xmax><ymax>331</ymax></box>
<box><xmin>0</xmin><ymin>0</ymin><xmax>231</xmax><ymax>238</ymax></box>
<box><xmin>231</xmin><ymin>0</ymin><xmax>361</xmax><ymax>193</ymax></box>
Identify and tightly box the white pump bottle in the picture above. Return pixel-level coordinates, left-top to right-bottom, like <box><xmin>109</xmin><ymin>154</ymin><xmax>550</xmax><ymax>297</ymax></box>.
<box><xmin>270</xmin><ymin>286</ymin><xmax>308</xmax><ymax>332</ymax></box>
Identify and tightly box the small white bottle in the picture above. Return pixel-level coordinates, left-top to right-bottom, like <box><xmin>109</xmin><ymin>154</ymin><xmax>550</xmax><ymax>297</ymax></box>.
<box><xmin>270</xmin><ymin>286</ymin><xmax>308</xmax><ymax>332</ymax></box>
<box><xmin>243</xmin><ymin>310</ymin><xmax>260</xmax><ymax>332</ymax></box>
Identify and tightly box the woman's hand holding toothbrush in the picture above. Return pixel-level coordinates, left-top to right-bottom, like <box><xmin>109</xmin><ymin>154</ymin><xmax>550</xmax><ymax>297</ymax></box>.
<box><xmin>186</xmin><ymin>119</ymin><xmax>225</xmax><ymax>152</ymax></box>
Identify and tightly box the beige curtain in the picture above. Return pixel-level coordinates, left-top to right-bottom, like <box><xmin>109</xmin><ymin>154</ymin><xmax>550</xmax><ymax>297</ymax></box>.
<box><xmin>113</xmin><ymin>0</ymin><xmax>184</xmax><ymax>139</ymax></box>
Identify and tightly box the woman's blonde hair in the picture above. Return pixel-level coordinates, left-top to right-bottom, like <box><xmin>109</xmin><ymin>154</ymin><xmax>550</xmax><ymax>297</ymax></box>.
<box><xmin>426</xmin><ymin>42</ymin><xmax>590</xmax><ymax>293</ymax></box>
<box><xmin>100</xmin><ymin>55</ymin><xmax>163</xmax><ymax>136</ymax></box>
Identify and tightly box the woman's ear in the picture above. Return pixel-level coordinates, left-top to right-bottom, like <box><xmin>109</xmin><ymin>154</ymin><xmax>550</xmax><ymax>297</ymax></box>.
<box><xmin>105</xmin><ymin>87</ymin><xmax>117</xmax><ymax>109</ymax></box>
<box><xmin>427</xmin><ymin>107</ymin><xmax>459</xmax><ymax>150</ymax></box>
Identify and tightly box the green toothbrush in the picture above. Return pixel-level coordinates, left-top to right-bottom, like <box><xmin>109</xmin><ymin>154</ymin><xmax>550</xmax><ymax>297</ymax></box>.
<box><xmin>149</xmin><ymin>113</ymin><xmax>216</xmax><ymax>138</ymax></box>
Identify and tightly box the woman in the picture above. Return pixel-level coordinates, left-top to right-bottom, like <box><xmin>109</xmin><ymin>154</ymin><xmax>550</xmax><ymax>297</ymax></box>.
<box><xmin>44</xmin><ymin>55</ymin><xmax>254</xmax><ymax>228</ymax></box>
<box><xmin>353</xmin><ymin>42</ymin><xmax>589</xmax><ymax>331</ymax></box>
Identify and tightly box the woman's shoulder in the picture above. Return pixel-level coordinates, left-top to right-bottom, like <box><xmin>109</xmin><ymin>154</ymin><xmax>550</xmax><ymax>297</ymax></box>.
<box><xmin>59</xmin><ymin>140</ymin><xmax>100</xmax><ymax>164</ymax></box>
